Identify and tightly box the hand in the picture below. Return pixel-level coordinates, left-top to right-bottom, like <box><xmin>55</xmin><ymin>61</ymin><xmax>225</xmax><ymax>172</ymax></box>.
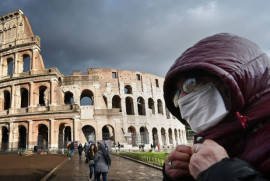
<box><xmin>189</xmin><ymin>139</ymin><xmax>229</xmax><ymax>179</ymax></box>
<box><xmin>165</xmin><ymin>145</ymin><xmax>192</xmax><ymax>179</ymax></box>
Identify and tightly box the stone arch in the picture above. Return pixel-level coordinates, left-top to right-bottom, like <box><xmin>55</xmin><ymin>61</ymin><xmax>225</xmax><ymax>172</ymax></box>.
<box><xmin>4</xmin><ymin>90</ymin><xmax>11</xmax><ymax>110</ymax></box>
<box><xmin>157</xmin><ymin>99</ymin><xmax>164</xmax><ymax>115</ymax></box>
<box><xmin>58</xmin><ymin>123</ymin><xmax>72</xmax><ymax>149</ymax></box>
<box><xmin>112</xmin><ymin>95</ymin><xmax>121</xmax><ymax>111</ymax></box>
<box><xmin>23</xmin><ymin>54</ymin><xmax>30</xmax><ymax>72</ymax></box>
<box><xmin>152</xmin><ymin>127</ymin><xmax>158</xmax><ymax>146</ymax></box>
<box><xmin>148</xmin><ymin>98</ymin><xmax>155</xmax><ymax>114</ymax></box>
<box><xmin>39</xmin><ymin>86</ymin><xmax>48</xmax><ymax>106</ymax></box>
<box><xmin>7</xmin><ymin>58</ymin><xmax>13</xmax><ymax>75</ymax></box>
<box><xmin>18</xmin><ymin>125</ymin><xmax>27</xmax><ymax>149</ymax></box>
<box><xmin>125</xmin><ymin>97</ymin><xmax>134</xmax><ymax>115</ymax></box>
<box><xmin>37</xmin><ymin>124</ymin><xmax>48</xmax><ymax>150</ymax></box>
<box><xmin>20</xmin><ymin>88</ymin><xmax>29</xmax><ymax>108</ymax></box>
<box><xmin>124</xmin><ymin>85</ymin><xmax>132</xmax><ymax>94</ymax></box>
<box><xmin>161</xmin><ymin>128</ymin><xmax>166</xmax><ymax>146</ymax></box>
<box><xmin>64</xmin><ymin>91</ymin><xmax>74</xmax><ymax>105</ymax></box>
<box><xmin>128</xmin><ymin>126</ymin><xmax>137</xmax><ymax>146</ymax></box>
<box><xmin>1</xmin><ymin>126</ymin><xmax>9</xmax><ymax>151</ymax></box>
<box><xmin>168</xmin><ymin>128</ymin><xmax>173</xmax><ymax>144</ymax></box>
<box><xmin>139</xmin><ymin>127</ymin><xmax>149</xmax><ymax>144</ymax></box>
<box><xmin>102</xmin><ymin>124</ymin><xmax>115</xmax><ymax>143</ymax></box>
<box><xmin>80</xmin><ymin>89</ymin><xmax>94</xmax><ymax>106</ymax></box>
<box><xmin>137</xmin><ymin>97</ymin><xmax>146</xmax><ymax>115</ymax></box>
<box><xmin>82</xmin><ymin>125</ymin><xmax>96</xmax><ymax>143</ymax></box>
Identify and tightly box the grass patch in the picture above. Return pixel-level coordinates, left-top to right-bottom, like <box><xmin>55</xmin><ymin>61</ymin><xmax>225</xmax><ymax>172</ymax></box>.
<box><xmin>118</xmin><ymin>152</ymin><xmax>168</xmax><ymax>167</ymax></box>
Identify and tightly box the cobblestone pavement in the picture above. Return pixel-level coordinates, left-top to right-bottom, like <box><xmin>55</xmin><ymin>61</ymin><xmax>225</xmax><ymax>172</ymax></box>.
<box><xmin>48</xmin><ymin>153</ymin><xmax>163</xmax><ymax>181</ymax></box>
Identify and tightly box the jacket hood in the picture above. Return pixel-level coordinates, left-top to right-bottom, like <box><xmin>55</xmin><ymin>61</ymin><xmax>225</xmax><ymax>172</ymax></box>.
<box><xmin>164</xmin><ymin>33</ymin><xmax>270</xmax><ymax>127</ymax></box>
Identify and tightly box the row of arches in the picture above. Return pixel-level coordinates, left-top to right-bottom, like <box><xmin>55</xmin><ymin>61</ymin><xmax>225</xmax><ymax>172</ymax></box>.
<box><xmin>3</xmin><ymin>86</ymin><xmax>48</xmax><ymax>110</ymax></box>
<box><xmin>0</xmin><ymin>124</ymin><xmax>114</xmax><ymax>151</ymax></box>
<box><xmin>3</xmin><ymin>85</ymin><xmax>170</xmax><ymax>118</ymax></box>
<box><xmin>66</xmin><ymin>91</ymin><xmax>168</xmax><ymax>117</ymax></box>
<box><xmin>127</xmin><ymin>126</ymin><xmax>185</xmax><ymax>147</ymax></box>
<box><xmin>1</xmin><ymin>123</ymin><xmax>184</xmax><ymax>151</ymax></box>
<box><xmin>3</xmin><ymin>54</ymin><xmax>31</xmax><ymax>76</ymax></box>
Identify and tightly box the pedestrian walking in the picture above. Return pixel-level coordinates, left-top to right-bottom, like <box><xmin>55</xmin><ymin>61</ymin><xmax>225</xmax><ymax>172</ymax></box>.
<box><xmin>77</xmin><ymin>143</ymin><xmax>83</xmax><ymax>159</ymax></box>
<box><xmin>86</xmin><ymin>143</ymin><xmax>97</xmax><ymax>181</ymax></box>
<box><xmin>95</xmin><ymin>142</ymin><xmax>111</xmax><ymax>181</ymax></box>
<box><xmin>162</xmin><ymin>33</ymin><xmax>270</xmax><ymax>180</ymax></box>
<box><xmin>69</xmin><ymin>142</ymin><xmax>75</xmax><ymax>156</ymax></box>
<box><xmin>117</xmin><ymin>142</ymin><xmax>120</xmax><ymax>152</ymax></box>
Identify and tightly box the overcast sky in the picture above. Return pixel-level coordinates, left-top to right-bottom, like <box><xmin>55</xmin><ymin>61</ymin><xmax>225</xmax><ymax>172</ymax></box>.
<box><xmin>1</xmin><ymin>0</ymin><xmax>270</xmax><ymax>77</ymax></box>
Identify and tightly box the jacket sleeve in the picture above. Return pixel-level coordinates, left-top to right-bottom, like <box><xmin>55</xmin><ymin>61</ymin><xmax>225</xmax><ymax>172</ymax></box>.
<box><xmin>162</xmin><ymin>163</ymin><xmax>195</xmax><ymax>181</ymax></box>
<box><xmin>197</xmin><ymin>158</ymin><xmax>269</xmax><ymax>181</ymax></box>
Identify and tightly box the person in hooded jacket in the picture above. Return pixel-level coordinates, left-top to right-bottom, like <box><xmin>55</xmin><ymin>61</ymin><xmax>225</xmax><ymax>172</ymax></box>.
<box><xmin>77</xmin><ymin>143</ymin><xmax>83</xmax><ymax>159</ymax></box>
<box><xmin>162</xmin><ymin>33</ymin><xmax>270</xmax><ymax>180</ymax></box>
<box><xmin>95</xmin><ymin>142</ymin><xmax>111</xmax><ymax>181</ymax></box>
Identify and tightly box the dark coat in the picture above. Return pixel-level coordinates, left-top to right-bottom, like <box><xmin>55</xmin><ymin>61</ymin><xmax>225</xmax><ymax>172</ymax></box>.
<box><xmin>163</xmin><ymin>33</ymin><xmax>270</xmax><ymax>179</ymax></box>
<box><xmin>86</xmin><ymin>149</ymin><xmax>95</xmax><ymax>161</ymax></box>
<box><xmin>77</xmin><ymin>144</ymin><xmax>83</xmax><ymax>152</ymax></box>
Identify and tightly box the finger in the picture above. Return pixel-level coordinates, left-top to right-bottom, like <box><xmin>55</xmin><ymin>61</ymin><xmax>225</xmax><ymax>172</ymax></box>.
<box><xmin>191</xmin><ymin>144</ymin><xmax>201</xmax><ymax>154</ymax></box>
<box><xmin>175</xmin><ymin>145</ymin><xmax>192</xmax><ymax>155</ymax></box>
<box><xmin>170</xmin><ymin>160</ymin><xmax>190</xmax><ymax>169</ymax></box>
<box><xmin>165</xmin><ymin>165</ymin><xmax>190</xmax><ymax>178</ymax></box>
<box><xmin>170</xmin><ymin>150</ymin><xmax>191</xmax><ymax>162</ymax></box>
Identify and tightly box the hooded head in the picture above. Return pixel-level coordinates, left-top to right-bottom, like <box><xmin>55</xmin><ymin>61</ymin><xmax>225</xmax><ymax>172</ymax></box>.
<box><xmin>164</xmin><ymin>33</ymin><xmax>270</xmax><ymax>129</ymax></box>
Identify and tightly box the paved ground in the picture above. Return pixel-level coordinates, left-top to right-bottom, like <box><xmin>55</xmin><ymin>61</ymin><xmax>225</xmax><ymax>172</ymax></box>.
<box><xmin>0</xmin><ymin>154</ymin><xmax>67</xmax><ymax>181</ymax></box>
<box><xmin>49</xmin><ymin>153</ymin><xmax>163</xmax><ymax>181</ymax></box>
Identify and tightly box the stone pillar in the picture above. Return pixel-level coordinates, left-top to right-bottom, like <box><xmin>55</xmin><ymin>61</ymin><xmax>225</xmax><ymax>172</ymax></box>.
<box><xmin>1</xmin><ymin>57</ymin><xmax>7</xmax><ymax>77</ymax></box>
<box><xmin>73</xmin><ymin>116</ymin><xmax>80</xmax><ymax>142</ymax></box>
<box><xmin>157</xmin><ymin>129</ymin><xmax>162</xmax><ymax>147</ymax></box>
<box><xmin>31</xmin><ymin>47</ymin><xmax>39</xmax><ymax>71</ymax></box>
<box><xmin>148</xmin><ymin>128</ymin><xmax>153</xmax><ymax>145</ymax></box>
<box><xmin>9</xmin><ymin>122</ymin><xmax>14</xmax><ymax>151</ymax></box>
<box><xmin>28</xmin><ymin>120</ymin><xmax>33</xmax><ymax>149</ymax></box>
<box><xmin>183</xmin><ymin>130</ymin><xmax>187</xmax><ymax>145</ymax></box>
<box><xmin>49</xmin><ymin>119</ymin><xmax>57</xmax><ymax>150</ymax></box>
<box><xmin>107</xmin><ymin>95</ymin><xmax>112</xmax><ymax>109</ymax></box>
<box><xmin>50</xmin><ymin>78</ymin><xmax>57</xmax><ymax>106</ymax></box>
<box><xmin>29</xmin><ymin>82</ymin><xmax>35</xmax><ymax>107</ymax></box>
<box><xmin>165</xmin><ymin>129</ymin><xmax>169</xmax><ymax>146</ymax></box>
<box><xmin>10</xmin><ymin>85</ymin><xmax>16</xmax><ymax>114</ymax></box>
<box><xmin>95</xmin><ymin>120</ymin><xmax>102</xmax><ymax>142</ymax></box>
<box><xmin>133</xmin><ymin>96</ymin><xmax>138</xmax><ymax>116</ymax></box>
<box><xmin>13</xmin><ymin>52</ymin><xmax>19</xmax><ymax>75</ymax></box>
<box><xmin>121</xmin><ymin>98</ymin><xmax>126</xmax><ymax>115</ymax></box>
<box><xmin>172</xmin><ymin>129</ymin><xmax>176</xmax><ymax>146</ymax></box>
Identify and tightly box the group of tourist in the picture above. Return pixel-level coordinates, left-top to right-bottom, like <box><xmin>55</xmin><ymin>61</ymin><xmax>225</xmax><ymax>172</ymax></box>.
<box><xmin>66</xmin><ymin>141</ymin><xmax>111</xmax><ymax>181</ymax></box>
<box><xmin>85</xmin><ymin>141</ymin><xmax>111</xmax><ymax>181</ymax></box>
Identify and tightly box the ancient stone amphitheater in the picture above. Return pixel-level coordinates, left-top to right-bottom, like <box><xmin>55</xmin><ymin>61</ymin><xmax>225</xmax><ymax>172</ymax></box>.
<box><xmin>0</xmin><ymin>10</ymin><xmax>186</xmax><ymax>152</ymax></box>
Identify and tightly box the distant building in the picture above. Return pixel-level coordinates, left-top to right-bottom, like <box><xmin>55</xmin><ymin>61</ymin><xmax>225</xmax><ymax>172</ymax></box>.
<box><xmin>0</xmin><ymin>10</ymin><xmax>187</xmax><ymax>152</ymax></box>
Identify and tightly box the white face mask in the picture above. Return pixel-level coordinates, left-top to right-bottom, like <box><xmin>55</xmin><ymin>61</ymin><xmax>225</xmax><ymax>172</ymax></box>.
<box><xmin>178</xmin><ymin>83</ymin><xmax>228</xmax><ymax>134</ymax></box>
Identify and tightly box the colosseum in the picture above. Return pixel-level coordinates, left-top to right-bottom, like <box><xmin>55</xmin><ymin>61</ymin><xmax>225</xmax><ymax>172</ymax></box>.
<box><xmin>0</xmin><ymin>10</ymin><xmax>187</xmax><ymax>152</ymax></box>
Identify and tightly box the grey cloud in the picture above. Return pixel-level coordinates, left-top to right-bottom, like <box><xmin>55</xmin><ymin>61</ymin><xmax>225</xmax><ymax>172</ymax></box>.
<box><xmin>1</xmin><ymin>0</ymin><xmax>270</xmax><ymax>77</ymax></box>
